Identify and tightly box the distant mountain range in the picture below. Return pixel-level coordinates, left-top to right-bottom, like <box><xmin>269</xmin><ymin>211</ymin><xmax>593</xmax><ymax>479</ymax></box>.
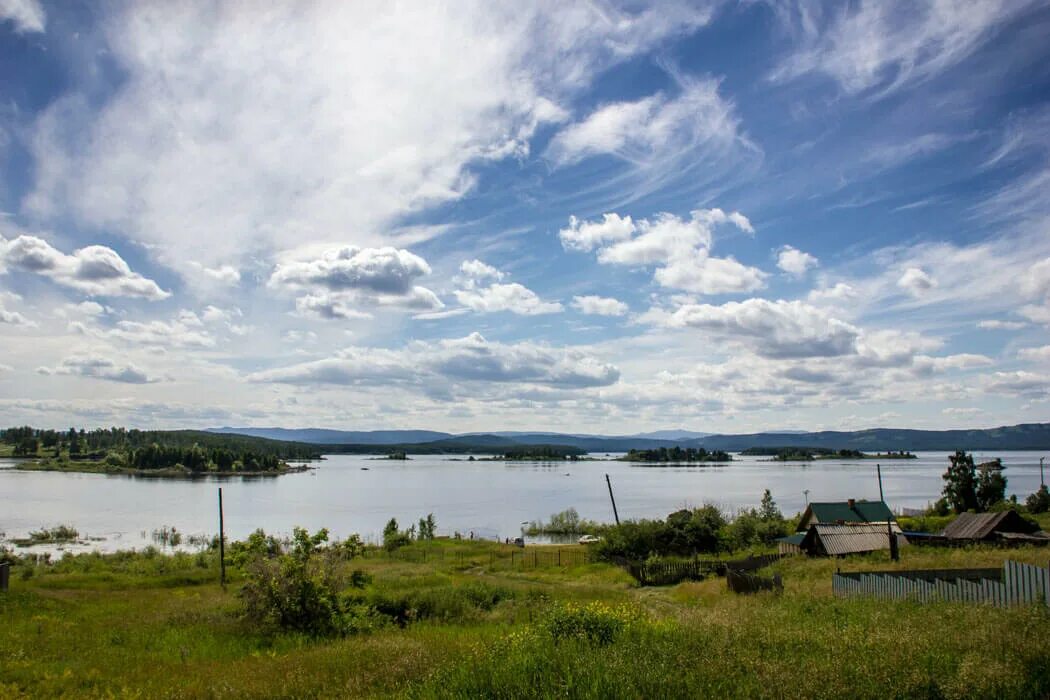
<box><xmin>209</xmin><ymin>423</ymin><xmax>1050</xmax><ymax>452</ymax></box>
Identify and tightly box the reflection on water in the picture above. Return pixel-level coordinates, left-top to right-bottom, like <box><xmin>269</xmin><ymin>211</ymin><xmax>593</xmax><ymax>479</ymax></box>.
<box><xmin>0</xmin><ymin>451</ymin><xmax>1045</xmax><ymax>554</ymax></box>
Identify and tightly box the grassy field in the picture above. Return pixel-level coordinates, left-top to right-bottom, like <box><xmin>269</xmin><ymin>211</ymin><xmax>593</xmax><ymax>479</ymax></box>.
<box><xmin>1</xmin><ymin>534</ymin><xmax>1049</xmax><ymax>699</ymax></box>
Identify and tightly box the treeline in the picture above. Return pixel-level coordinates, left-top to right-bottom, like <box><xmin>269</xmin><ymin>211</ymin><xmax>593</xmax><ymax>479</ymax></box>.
<box><xmin>738</xmin><ymin>447</ymin><xmax>920</xmax><ymax>460</ymax></box>
<box><xmin>501</xmin><ymin>445</ymin><xmax>584</xmax><ymax>460</ymax></box>
<box><xmin>623</xmin><ymin>447</ymin><xmax>731</xmax><ymax>462</ymax></box>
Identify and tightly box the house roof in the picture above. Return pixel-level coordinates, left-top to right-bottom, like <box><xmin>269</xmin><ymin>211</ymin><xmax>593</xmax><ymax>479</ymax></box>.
<box><xmin>802</xmin><ymin>522</ymin><xmax>907</xmax><ymax>556</ymax></box>
<box><xmin>940</xmin><ymin>510</ymin><xmax>1039</xmax><ymax>540</ymax></box>
<box><xmin>777</xmin><ymin>533</ymin><xmax>806</xmax><ymax>546</ymax></box>
<box><xmin>798</xmin><ymin>500</ymin><xmax>895</xmax><ymax>530</ymax></box>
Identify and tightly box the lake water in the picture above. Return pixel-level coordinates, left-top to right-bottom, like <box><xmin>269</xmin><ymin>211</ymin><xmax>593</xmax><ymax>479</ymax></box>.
<box><xmin>1</xmin><ymin>451</ymin><xmax>1045</xmax><ymax>554</ymax></box>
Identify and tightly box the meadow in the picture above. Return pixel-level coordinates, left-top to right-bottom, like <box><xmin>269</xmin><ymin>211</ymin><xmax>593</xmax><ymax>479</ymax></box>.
<box><xmin>2</xmin><ymin>523</ymin><xmax>1050</xmax><ymax>699</ymax></box>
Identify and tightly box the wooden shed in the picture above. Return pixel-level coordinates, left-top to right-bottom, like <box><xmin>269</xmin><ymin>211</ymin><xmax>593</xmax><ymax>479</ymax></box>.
<box><xmin>940</xmin><ymin>510</ymin><xmax>1040</xmax><ymax>542</ymax></box>
<box><xmin>799</xmin><ymin>522</ymin><xmax>908</xmax><ymax>557</ymax></box>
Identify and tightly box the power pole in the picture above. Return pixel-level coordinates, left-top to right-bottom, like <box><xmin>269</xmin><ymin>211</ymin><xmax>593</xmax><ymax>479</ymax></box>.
<box><xmin>218</xmin><ymin>487</ymin><xmax>226</xmax><ymax>587</ymax></box>
<box><xmin>877</xmin><ymin>464</ymin><xmax>899</xmax><ymax>562</ymax></box>
<box><xmin>1041</xmin><ymin>457</ymin><xmax>1045</xmax><ymax>488</ymax></box>
<box><xmin>605</xmin><ymin>473</ymin><xmax>620</xmax><ymax>526</ymax></box>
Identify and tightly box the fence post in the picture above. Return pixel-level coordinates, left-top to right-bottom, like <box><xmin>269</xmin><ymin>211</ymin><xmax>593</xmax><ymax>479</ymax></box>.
<box><xmin>0</xmin><ymin>562</ymin><xmax>9</xmax><ymax>592</ymax></box>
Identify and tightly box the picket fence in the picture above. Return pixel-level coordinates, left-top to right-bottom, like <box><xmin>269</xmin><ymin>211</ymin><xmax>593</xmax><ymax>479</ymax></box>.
<box><xmin>833</xmin><ymin>560</ymin><xmax>1050</xmax><ymax>607</ymax></box>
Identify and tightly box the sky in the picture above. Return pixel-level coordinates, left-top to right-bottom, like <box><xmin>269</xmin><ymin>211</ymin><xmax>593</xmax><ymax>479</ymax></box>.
<box><xmin>1</xmin><ymin>0</ymin><xmax>1049</xmax><ymax>434</ymax></box>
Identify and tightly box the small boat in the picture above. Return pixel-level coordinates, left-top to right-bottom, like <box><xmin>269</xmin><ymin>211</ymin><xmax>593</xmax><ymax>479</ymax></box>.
<box><xmin>361</xmin><ymin>467</ymin><xmax>370</xmax><ymax>471</ymax></box>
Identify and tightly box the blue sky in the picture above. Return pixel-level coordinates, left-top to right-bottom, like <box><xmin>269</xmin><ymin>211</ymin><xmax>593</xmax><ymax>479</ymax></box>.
<box><xmin>1</xmin><ymin>0</ymin><xmax>1049</xmax><ymax>433</ymax></box>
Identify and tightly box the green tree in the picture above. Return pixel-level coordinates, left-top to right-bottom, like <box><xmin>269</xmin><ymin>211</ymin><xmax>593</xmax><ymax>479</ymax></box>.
<box><xmin>759</xmin><ymin>489</ymin><xmax>781</xmax><ymax>521</ymax></box>
<box><xmin>975</xmin><ymin>459</ymin><xmax>1007</xmax><ymax>511</ymax></box>
<box><xmin>942</xmin><ymin>450</ymin><xmax>978</xmax><ymax>513</ymax></box>
<box><xmin>1026</xmin><ymin>485</ymin><xmax>1050</xmax><ymax>514</ymax></box>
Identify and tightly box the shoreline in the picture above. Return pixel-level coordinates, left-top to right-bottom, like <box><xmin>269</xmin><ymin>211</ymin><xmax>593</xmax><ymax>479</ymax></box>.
<box><xmin>11</xmin><ymin>460</ymin><xmax>314</xmax><ymax>478</ymax></box>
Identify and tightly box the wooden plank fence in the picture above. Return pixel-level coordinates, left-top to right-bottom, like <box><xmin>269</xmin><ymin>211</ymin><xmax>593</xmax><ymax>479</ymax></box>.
<box><xmin>833</xmin><ymin>560</ymin><xmax>1050</xmax><ymax>607</ymax></box>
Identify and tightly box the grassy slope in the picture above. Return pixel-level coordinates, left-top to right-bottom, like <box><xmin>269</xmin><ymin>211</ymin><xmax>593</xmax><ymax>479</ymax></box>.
<box><xmin>1</xmin><ymin>539</ymin><xmax>1049</xmax><ymax>699</ymax></box>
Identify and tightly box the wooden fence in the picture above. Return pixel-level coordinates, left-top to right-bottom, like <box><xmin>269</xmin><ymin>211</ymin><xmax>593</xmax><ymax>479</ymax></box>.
<box><xmin>365</xmin><ymin>546</ymin><xmax>596</xmax><ymax>569</ymax></box>
<box><xmin>833</xmin><ymin>560</ymin><xmax>1050</xmax><ymax>607</ymax></box>
<box><xmin>727</xmin><ymin>569</ymin><xmax>783</xmax><ymax>594</ymax></box>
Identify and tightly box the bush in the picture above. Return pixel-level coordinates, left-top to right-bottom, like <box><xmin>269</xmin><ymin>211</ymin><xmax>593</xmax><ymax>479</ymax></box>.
<box><xmin>1027</xmin><ymin>485</ymin><xmax>1050</xmax><ymax>514</ymax></box>
<box><xmin>542</xmin><ymin>602</ymin><xmax>641</xmax><ymax>646</ymax></box>
<box><xmin>239</xmin><ymin>527</ymin><xmax>373</xmax><ymax>637</ymax></box>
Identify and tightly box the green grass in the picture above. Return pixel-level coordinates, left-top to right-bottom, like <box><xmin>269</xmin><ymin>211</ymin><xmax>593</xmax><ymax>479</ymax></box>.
<box><xmin>1</xmin><ymin>540</ymin><xmax>1049</xmax><ymax>698</ymax></box>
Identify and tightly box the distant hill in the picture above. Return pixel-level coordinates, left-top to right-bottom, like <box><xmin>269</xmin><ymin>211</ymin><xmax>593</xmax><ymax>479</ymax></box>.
<box><xmin>209</xmin><ymin>427</ymin><xmax>453</xmax><ymax>444</ymax></box>
<box><xmin>210</xmin><ymin>422</ymin><xmax>1050</xmax><ymax>453</ymax></box>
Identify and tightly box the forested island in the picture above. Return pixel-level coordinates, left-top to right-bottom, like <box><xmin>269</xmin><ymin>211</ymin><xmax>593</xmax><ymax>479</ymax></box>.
<box><xmin>621</xmin><ymin>447</ymin><xmax>732</xmax><ymax>463</ymax></box>
<box><xmin>498</xmin><ymin>445</ymin><xmax>586</xmax><ymax>460</ymax></box>
<box><xmin>740</xmin><ymin>446</ymin><xmax>917</xmax><ymax>461</ymax></box>
<box><xmin>0</xmin><ymin>426</ymin><xmax>321</xmax><ymax>476</ymax></box>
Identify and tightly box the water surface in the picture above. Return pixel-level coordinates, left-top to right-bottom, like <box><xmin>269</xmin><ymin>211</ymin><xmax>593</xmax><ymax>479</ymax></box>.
<box><xmin>1</xmin><ymin>451</ymin><xmax>1044</xmax><ymax>553</ymax></box>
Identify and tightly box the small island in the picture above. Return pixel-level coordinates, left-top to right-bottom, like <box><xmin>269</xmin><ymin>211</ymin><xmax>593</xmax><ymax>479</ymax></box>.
<box><xmin>498</xmin><ymin>445</ymin><xmax>585</xmax><ymax>460</ymax></box>
<box><xmin>620</xmin><ymin>447</ymin><xmax>732</xmax><ymax>463</ymax></box>
<box><xmin>1</xmin><ymin>426</ymin><xmax>321</xmax><ymax>477</ymax></box>
<box><xmin>740</xmin><ymin>446</ymin><xmax>917</xmax><ymax>461</ymax></box>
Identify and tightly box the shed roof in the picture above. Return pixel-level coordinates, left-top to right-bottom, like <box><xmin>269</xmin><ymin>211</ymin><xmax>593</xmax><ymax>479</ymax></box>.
<box><xmin>777</xmin><ymin>532</ymin><xmax>806</xmax><ymax>546</ymax></box>
<box><xmin>940</xmin><ymin>511</ymin><xmax>1039</xmax><ymax>540</ymax></box>
<box><xmin>797</xmin><ymin>500</ymin><xmax>895</xmax><ymax>530</ymax></box>
<box><xmin>802</xmin><ymin>522</ymin><xmax>907</xmax><ymax>556</ymax></box>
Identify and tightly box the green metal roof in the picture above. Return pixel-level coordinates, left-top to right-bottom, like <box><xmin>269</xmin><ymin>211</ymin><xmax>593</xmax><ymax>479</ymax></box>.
<box><xmin>777</xmin><ymin>533</ymin><xmax>806</xmax><ymax>546</ymax></box>
<box><xmin>805</xmin><ymin>501</ymin><xmax>895</xmax><ymax>526</ymax></box>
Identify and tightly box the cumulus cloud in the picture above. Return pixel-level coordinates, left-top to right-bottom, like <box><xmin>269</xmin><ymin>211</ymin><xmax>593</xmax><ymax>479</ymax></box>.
<box><xmin>73</xmin><ymin>314</ymin><xmax>216</xmax><ymax>349</ymax></box>
<box><xmin>572</xmin><ymin>295</ymin><xmax>628</xmax><ymax>316</ymax></box>
<box><xmin>777</xmin><ymin>246</ymin><xmax>818</xmax><ymax>277</ymax></box>
<box><xmin>40</xmin><ymin>354</ymin><xmax>155</xmax><ymax>384</ymax></box>
<box><xmin>454</xmin><ymin>283</ymin><xmax>562</xmax><ymax>315</ymax></box>
<box><xmin>24</xmin><ymin>3</ymin><xmax>714</xmax><ymax>268</ymax></box>
<box><xmin>0</xmin><ymin>0</ymin><xmax>45</xmax><ymax>33</ymax></box>
<box><xmin>807</xmin><ymin>282</ymin><xmax>858</xmax><ymax>304</ymax></box>
<box><xmin>458</xmin><ymin>259</ymin><xmax>504</xmax><ymax>283</ymax></box>
<box><xmin>188</xmin><ymin>262</ymin><xmax>241</xmax><ymax>286</ymax></box>
<box><xmin>897</xmin><ymin>266</ymin><xmax>936</xmax><ymax>296</ymax></box>
<box><xmin>1019</xmin><ymin>345</ymin><xmax>1050</xmax><ymax>362</ymax></box>
<box><xmin>0</xmin><ymin>235</ymin><xmax>169</xmax><ymax>300</ymax></box>
<box><xmin>250</xmin><ymin>332</ymin><xmax>619</xmax><ymax>389</ymax></box>
<box><xmin>645</xmin><ymin>298</ymin><xmax>860</xmax><ymax>358</ymax></box>
<box><xmin>562</xmin><ymin>208</ymin><xmax>764</xmax><ymax>295</ymax></box>
<box><xmin>0</xmin><ymin>294</ymin><xmax>33</xmax><ymax>326</ymax></box>
<box><xmin>771</xmin><ymin>1</ymin><xmax>1038</xmax><ymax>95</ymax></box>
<box><xmin>1021</xmin><ymin>257</ymin><xmax>1050</xmax><ymax>299</ymax></box>
<box><xmin>270</xmin><ymin>245</ymin><xmax>442</xmax><ymax>317</ymax></box>
<box><xmin>983</xmin><ymin>370</ymin><xmax>1050</xmax><ymax>397</ymax></box>
<box><xmin>546</xmin><ymin>78</ymin><xmax>742</xmax><ymax>166</ymax></box>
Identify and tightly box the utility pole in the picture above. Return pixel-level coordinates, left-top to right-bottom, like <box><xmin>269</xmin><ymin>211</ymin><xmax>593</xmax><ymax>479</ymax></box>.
<box><xmin>803</xmin><ymin>489</ymin><xmax>810</xmax><ymax>505</ymax></box>
<box><xmin>218</xmin><ymin>487</ymin><xmax>226</xmax><ymax>587</ymax></box>
<box><xmin>1041</xmin><ymin>457</ymin><xmax>1045</xmax><ymax>488</ymax></box>
<box><xmin>877</xmin><ymin>464</ymin><xmax>899</xmax><ymax>562</ymax></box>
<box><xmin>605</xmin><ymin>473</ymin><xmax>620</xmax><ymax>526</ymax></box>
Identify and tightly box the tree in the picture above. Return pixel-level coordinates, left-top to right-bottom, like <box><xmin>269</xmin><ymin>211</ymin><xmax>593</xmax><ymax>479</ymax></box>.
<box><xmin>1026</xmin><ymin>485</ymin><xmax>1050</xmax><ymax>514</ymax></box>
<box><xmin>759</xmin><ymin>489</ymin><xmax>781</xmax><ymax>521</ymax></box>
<box><xmin>975</xmin><ymin>459</ymin><xmax>1007</xmax><ymax>511</ymax></box>
<box><xmin>942</xmin><ymin>450</ymin><xmax>978</xmax><ymax>513</ymax></box>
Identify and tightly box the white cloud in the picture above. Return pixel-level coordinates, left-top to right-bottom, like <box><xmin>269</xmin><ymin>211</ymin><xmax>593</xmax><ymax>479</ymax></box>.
<box><xmin>977</xmin><ymin>319</ymin><xmax>1028</xmax><ymax>330</ymax></box>
<box><xmin>0</xmin><ymin>0</ymin><xmax>45</xmax><ymax>33</ymax></box>
<box><xmin>75</xmin><ymin>315</ymin><xmax>217</xmax><ymax>349</ymax></box>
<box><xmin>0</xmin><ymin>234</ymin><xmax>170</xmax><ymax>300</ymax></box>
<box><xmin>558</xmin><ymin>214</ymin><xmax>635</xmax><ymax>252</ymax></box>
<box><xmin>772</xmin><ymin>1</ymin><xmax>1038</xmax><ymax>95</ymax></box>
<box><xmin>458</xmin><ymin>259</ymin><xmax>504</xmax><ymax>282</ymax></box>
<box><xmin>563</xmin><ymin>208</ymin><xmax>763</xmax><ymax>296</ymax></box>
<box><xmin>41</xmin><ymin>354</ymin><xmax>156</xmax><ymax>384</ymax></box>
<box><xmin>25</xmin><ymin>3</ymin><xmax>713</xmax><ymax>268</ymax></box>
<box><xmin>572</xmin><ymin>295</ymin><xmax>628</xmax><ymax>316</ymax></box>
<box><xmin>1020</xmin><ymin>257</ymin><xmax>1050</xmax><ymax>299</ymax></box>
<box><xmin>1018</xmin><ymin>304</ymin><xmax>1050</xmax><ymax>326</ymax></box>
<box><xmin>983</xmin><ymin>370</ymin><xmax>1050</xmax><ymax>397</ymax></box>
<box><xmin>645</xmin><ymin>298</ymin><xmax>860</xmax><ymax>358</ymax></box>
<box><xmin>189</xmin><ymin>262</ymin><xmax>241</xmax><ymax>286</ymax></box>
<box><xmin>269</xmin><ymin>245</ymin><xmax>442</xmax><ymax>316</ymax></box>
<box><xmin>0</xmin><ymin>294</ymin><xmax>33</xmax><ymax>326</ymax></box>
<box><xmin>546</xmin><ymin>78</ymin><xmax>742</xmax><ymax>166</ymax></box>
<box><xmin>807</xmin><ymin>282</ymin><xmax>858</xmax><ymax>303</ymax></box>
<box><xmin>776</xmin><ymin>245</ymin><xmax>818</xmax><ymax>277</ymax></box>
<box><xmin>1019</xmin><ymin>345</ymin><xmax>1050</xmax><ymax>363</ymax></box>
<box><xmin>896</xmin><ymin>266</ymin><xmax>936</xmax><ymax>296</ymax></box>
<box><xmin>250</xmin><ymin>332</ymin><xmax>619</xmax><ymax>389</ymax></box>
<box><xmin>454</xmin><ymin>282</ymin><xmax>562</xmax><ymax>315</ymax></box>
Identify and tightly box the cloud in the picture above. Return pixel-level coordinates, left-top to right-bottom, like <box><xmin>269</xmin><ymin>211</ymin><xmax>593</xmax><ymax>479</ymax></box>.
<box><xmin>777</xmin><ymin>246</ymin><xmax>818</xmax><ymax>277</ymax></box>
<box><xmin>896</xmin><ymin>266</ymin><xmax>936</xmax><ymax>297</ymax></box>
<box><xmin>41</xmin><ymin>355</ymin><xmax>156</xmax><ymax>384</ymax></box>
<box><xmin>645</xmin><ymin>298</ymin><xmax>860</xmax><ymax>358</ymax></box>
<box><xmin>807</xmin><ymin>282</ymin><xmax>858</xmax><ymax>303</ymax></box>
<box><xmin>0</xmin><ymin>234</ymin><xmax>170</xmax><ymax>300</ymax></box>
<box><xmin>75</xmin><ymin>314</ymin><xmax>217</xmax><ymax>349</ymax></box>
<box><xmin>546</xmin><ymin>78</ymin><xmax>742</xmax><ymax>167</ymax></box>
<box><xmin>563</xmin><ymin>208</ymin><xmax>763</xmax><ymax>295</ymax></box>
<box><xmin>189</xmin><ymin>262</ymin><xmax>241</xmax><ymax>286</ymax></box>
<box><xmin>270</xmin><ymin>245</ymin><xmax>442</xmax><ymax>317</ymax></box>
<box><xmin>771</xmin><ymin>1</ymin><xmax>1038</xmax><ymax>95</ymax></box>
<box><xmin>977</xmin><ymin>319</ymin><xmax>1028</xmax><ymax>330</ymax></box>
<box><xmin>572</xmin><ymin>295</ymin><xmax>628</xmax><ymax>316</ymax></box>
<box><xmin>24</xmin><ymin>3</ymin><xmax>713</xmax><ymax>268</ymax></box>
<box><xmin>0</xmin><ymin>0</ymin><xmax>45</xmax><ymax>33</ymax></box>
<box><xmin>454</xmin><ymin>282</ymin><xmax>562</xmax><ymax>315</ymax></box>
<box><xmin>1019</xmin><ymin>345</ymin><xmax>1050</xmax><ymax>363</ymax></box>
<box><xmin>983</xmin><ymin>370</ymin><xmax>1050</xmax><ymax>397</ymax></box>
<box><xmin>1020</xmin><ymin>257</ymin><xmax>1050</xmax><ymax>299</ymax></box>
<box><xmin>458</xmin><ymin>259</ymin><xmax>504</xmax><ymax>282</ymax></box>
<box><xmin>250</xmin><ymin>332</ymin><xmax>619</xmax><ymax>390</ymax></box>
<box><xmin>558</xmin><ymin>214</ymin><xmax>635</xmax><ymax>252</ymax></box>
<box><xmin>1019</xmin><ymin>304</ymin><xmax>1050</xmax><ymax>325</ymax></box>
<box><xmin>0</xmin><ymin>294</ymin><xmax>33</xmax><ymax>326</ymax></box>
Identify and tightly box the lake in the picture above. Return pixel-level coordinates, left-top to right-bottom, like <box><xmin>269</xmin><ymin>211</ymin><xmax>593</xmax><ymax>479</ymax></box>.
<box><xmin>1</xmin><ymin>451</ymin><xmax>1045</xmax><ymax>553</ymax></box>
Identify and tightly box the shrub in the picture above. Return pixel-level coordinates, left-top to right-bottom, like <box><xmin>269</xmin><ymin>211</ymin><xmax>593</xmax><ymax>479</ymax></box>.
<box><xmin>239</xmin><ymin>527</ymin><xmax>372</xmax><ymax>637</ymax></box>
<box><xmin>542</xmin><ymin>602</ymin><xmax>641</xmax><ymax>646</ymax></box>
<box><xmin>1027</xmin><ymin>485</ymin><xmax>1050</xmax><ymax>514</ymax></box>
